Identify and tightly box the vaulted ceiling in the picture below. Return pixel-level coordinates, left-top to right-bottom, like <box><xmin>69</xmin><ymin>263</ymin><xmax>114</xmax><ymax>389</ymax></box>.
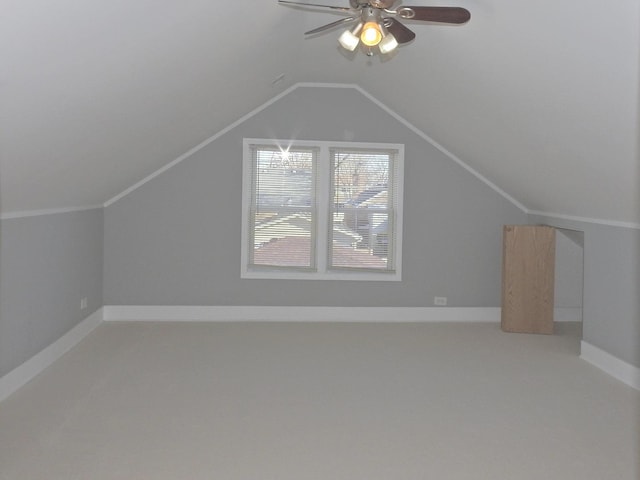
<box><xmin>2</xmin><ymin>0</ymin><xmax>639</xmax><ymax>224</ymax></box>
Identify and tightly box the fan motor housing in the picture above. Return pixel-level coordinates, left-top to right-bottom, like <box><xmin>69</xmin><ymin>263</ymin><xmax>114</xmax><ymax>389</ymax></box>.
<box><xmin>351</xmin><ymin>0</ymin><xmax>394</xmax><ymax>8</ymax></box>
<box><xmin>369</xmin><ymin>0</ymin><xmax>396</xmax><ymax>8</ymax></box>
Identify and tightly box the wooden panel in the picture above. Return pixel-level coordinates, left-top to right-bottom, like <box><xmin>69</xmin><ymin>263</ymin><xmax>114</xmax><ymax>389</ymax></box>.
<box><xmin>501</xmin><ymin>225</ymin><xmax>555</xmax><ymax>334</ymax></box>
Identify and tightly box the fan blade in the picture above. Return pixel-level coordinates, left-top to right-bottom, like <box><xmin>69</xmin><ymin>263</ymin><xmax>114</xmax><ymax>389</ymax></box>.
<box><xmin>278</xmin><ymin>0</ymin><xmax>353</xmax><ymax>12</ymax></box>
<box><xmin>396</xmin><ymin>6</ymin><xmax>470</xmax><ymax>24</ymax></box>
<box><xmin>384</xmin><ymin>18</ymin><xmax>415</xmax><ymax>44</ymax></box>
<box><xmin>305</xmin><ymin>16</ymin><xmax>358</xmax><ymax>35</ymax></box>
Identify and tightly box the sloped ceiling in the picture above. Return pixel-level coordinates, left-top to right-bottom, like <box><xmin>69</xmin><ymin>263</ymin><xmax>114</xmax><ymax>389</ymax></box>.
<box><xmin>1</xmin><ymin>0</ymin><xmax>638</xmax><ymax>224</ymax></box>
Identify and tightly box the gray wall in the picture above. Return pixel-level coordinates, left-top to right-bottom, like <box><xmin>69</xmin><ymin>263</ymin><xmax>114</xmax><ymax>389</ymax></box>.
<box><xmin>104</xmin><ymin>86</ymin><xmax>526</xmax><ymax>307</ymax></box>
<box><xmin>530</xmin><ymin>214</ymin><xmax>640</xmax><ymax>368</ymax></box>
<box><xmin>0</xmin><ymin>209</ymin><xmax>104</xmax><ymax>377</ymax></box>
<box><xmin>554</xmin><ymin>229</ymin><xmax>584</xmax><ymax>309</ymax></box>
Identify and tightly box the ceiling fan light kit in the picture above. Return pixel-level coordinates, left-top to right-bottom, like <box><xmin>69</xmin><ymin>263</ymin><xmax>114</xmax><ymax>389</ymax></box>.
<box><xmin>360</xmin><ymin>21</ymin><xmax>383</xmax><ymax>46</ymax></box>
<box><xmin>279</xmin><ymin>0</ymin><xmax>470</xmax><ymax>56</ymax></box>
<box><xmin>338</xmin><ymin>26</ymin><xmax>362</xmax><ymax>51</ymax></box>
<box><xmin>378</xmin><ymin>31</ymin><xmax>399</xmax><ymax>53</ymax></box>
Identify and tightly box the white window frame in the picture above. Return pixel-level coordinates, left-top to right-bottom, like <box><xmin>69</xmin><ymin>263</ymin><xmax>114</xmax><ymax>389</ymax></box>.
<box><xmin>241</xmin><ymin>138</ymin><xmax>404</xmax><ymax>281</ymax></box>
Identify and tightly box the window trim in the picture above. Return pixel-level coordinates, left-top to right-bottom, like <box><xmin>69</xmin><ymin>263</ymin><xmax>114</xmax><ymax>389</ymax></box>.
<box><xmin>241</xmin><ymin>138</ymin><xmax>404</xmax><ymax>281</ymax></box>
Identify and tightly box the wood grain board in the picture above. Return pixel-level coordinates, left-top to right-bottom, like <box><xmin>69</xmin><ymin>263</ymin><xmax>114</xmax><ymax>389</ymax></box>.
<box><xmin>501</xmin><ymin>225</ymin><xmax>555</xmax><ymax>334</ymax></box>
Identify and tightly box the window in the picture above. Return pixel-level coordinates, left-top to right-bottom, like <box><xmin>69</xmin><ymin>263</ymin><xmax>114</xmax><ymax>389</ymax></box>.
<box><xmin>241</xmin><ymin>139</ymin><xmax>404</xmax><ymax>280</ymax></box>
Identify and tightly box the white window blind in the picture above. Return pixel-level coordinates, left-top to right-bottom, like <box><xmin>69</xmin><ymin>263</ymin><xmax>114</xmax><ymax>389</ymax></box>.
<box><xmin>330</xmin><ymin>148</ymin><xmax>396</xmax><ymax>272</ymax></box>
<box><xmin>242</xmin><ymin>139</ymin><xmax>403</xmax><ymax>281</ymax></box>
<box><xmin>249</xmin><ymin>146</ymin><xmax>317</xmax><ymax>270</ymax></box>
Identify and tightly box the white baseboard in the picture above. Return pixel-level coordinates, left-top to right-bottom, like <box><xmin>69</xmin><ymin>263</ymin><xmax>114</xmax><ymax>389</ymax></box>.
<box><xmin>580</xmin><ymin>341</ymin><xmax>640</xmax><ymax>391</ymax></box>
<box><xmin>103</xmin><ymin>306</ymin><xmax>583</xmax><ymax>323</ymax></box>
<box><xmin>103</xmin><ymin>305</ymin><xmax>501</xmax><ymax>323</ymax></box>
<box><xmin>2</xmin><ymin>307</ymin><xmax>635</xmax><ymax>401</ymax></box>
<box><xmin>0</xmin><ymin>308</ymin><xmax>103</xmax><ymax>403</ymax></box>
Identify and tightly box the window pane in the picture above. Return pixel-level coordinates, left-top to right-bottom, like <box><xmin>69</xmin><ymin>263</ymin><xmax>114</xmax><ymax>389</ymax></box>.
<box><xmin>331</xmin><ymin>211</ymin><xmax>389</xmax><ymax>269</ymax></box>
<box><xmin>250</xmin><ymin>148</ymin><xmax>315</xmax><ymax>269</ymax></box>
<box><xmin>330</xmin><ymin>150</ymin><xmax>393</xmax><ymax>271</ymax></box>
<box><xmin>254</xmin><ymin>149</ymin><xmax>314</xmax><ymax>209</ymax></box>
<box><xmin>242</xmin><ymin>139</ymin><xmax>402</xmax><ymax>280</ymax></box>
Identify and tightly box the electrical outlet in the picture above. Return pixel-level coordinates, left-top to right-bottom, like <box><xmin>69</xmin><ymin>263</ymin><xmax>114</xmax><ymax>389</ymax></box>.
<box><xmin>80</xmin><ymin>298</ymin><xmax>88</xmax><ymax>310</ymax></box>
<box><xmin>434</xmin><ymin>296</ymin><xmax>447</xmax><ymax>306</ymax></box>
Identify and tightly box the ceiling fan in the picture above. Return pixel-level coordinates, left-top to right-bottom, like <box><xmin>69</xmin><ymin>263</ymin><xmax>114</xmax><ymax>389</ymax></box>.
<box><xmin>279</xmin><ymin>0</ymin><xmax>470</xmax><ymax>56</ymax></box>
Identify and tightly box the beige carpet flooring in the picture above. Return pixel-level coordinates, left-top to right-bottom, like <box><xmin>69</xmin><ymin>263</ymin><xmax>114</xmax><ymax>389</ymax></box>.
<box><xmin>0</xmin><ymin>321</ymin><xmax>638</xmax><ymax>480</ymax></box>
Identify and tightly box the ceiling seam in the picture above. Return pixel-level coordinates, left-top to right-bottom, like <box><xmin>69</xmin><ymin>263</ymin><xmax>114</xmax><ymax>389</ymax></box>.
<box><xmin>4</xmin><ymin>84</ymin><xmax>633</xmax><ymax>230</ymax></box>
<box><xmin>0</xmin><ymin>205</ymin><xmax>103</xmax><ymax>221</ymax></box>
<box><xmin>103</xmin><ymin>81</ymin><xmax>529</xmax><ymax>213</ymax></box>
<box><xmin>338</xmin><ymin>83</ymin><xmax>529</xmax><ymax>213</ymax></box>
<box><xmin>527</xmin><ymin>210</ymin><xmax>640</xmax><ymax>230</ymax></box>
<box><xmin>102</xmin><ymin>83</ymin><xmax>303</xmax><ymax>208</ymax></box>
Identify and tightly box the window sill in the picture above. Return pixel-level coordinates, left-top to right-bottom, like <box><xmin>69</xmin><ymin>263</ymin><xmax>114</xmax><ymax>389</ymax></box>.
<box><xmin>241</xmin><ymin>269</ymin><xmax>401</xmax><ymax>282</ymax></box>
